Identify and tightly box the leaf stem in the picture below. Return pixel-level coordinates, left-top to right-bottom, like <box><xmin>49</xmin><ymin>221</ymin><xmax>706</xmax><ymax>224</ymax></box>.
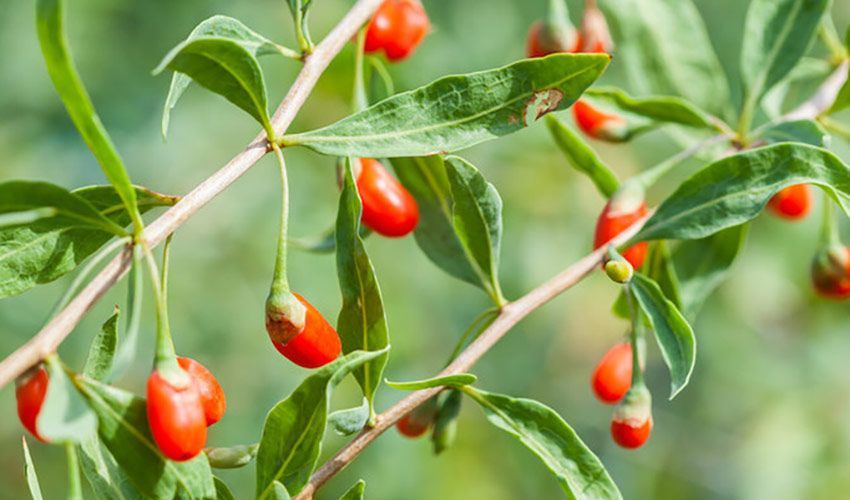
<box><xmin>632</xmin><ymin>133</ymin><xmax>729</xmax><ymax>190</ymax></box>
<box><xmin>142</xmin><ymin>235</ymin><xmax>179</xmax><ymax>374</ymax></box>
<box><xmin>64</xmin><ymin>442</ymin><xmax>82</xmax><ymax>500</ymax></box>
<box><xmin>624</xmin><ymin>283</ymin><xmax>644</xmax><ymax>387</ymax></box>
<box><xmin>353</xmin><ymin>28</ymin><xmax>369</xmax><ymax>113</ymax></box>
<box><xmin>819</xmin><ymin>17</ymin><xmax>848</xmax><ymax>63</ymax></box>
<box><xmin>268</xmin><ymin>144</ymin><xmax>292</xmax><ymax>300</ymax></box>
<box><xmin>367</xmin><ymin>56</ymin><xmax>394</xmax><ymax>97</ymax></box>
<box><xmin>292</xmin><ymin>1</ymin><xmax>314</xmax><ymax>55</ymax></box>
<box><xmin>445</xmin><ymin>308</ymin><xmax>499</xmax><ymax>365</ymax></box>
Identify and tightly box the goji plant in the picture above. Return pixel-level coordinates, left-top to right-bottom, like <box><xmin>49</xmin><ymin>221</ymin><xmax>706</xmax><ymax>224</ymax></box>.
<box><xmin>3</xmin><ymin>0</ymin><xmax>850</xmax><ymax>498</ymax></box>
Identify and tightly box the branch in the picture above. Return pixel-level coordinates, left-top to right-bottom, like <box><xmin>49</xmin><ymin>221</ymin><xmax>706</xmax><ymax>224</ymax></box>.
<box><xmin>294</xmin><ymin>212</ymin><xmax>651</xmax><ymax>500</ymax></box>
<box><xmin>0</xmin><ymin>0</ymin><xmax>385</xmax><ymax>390</ymax></box>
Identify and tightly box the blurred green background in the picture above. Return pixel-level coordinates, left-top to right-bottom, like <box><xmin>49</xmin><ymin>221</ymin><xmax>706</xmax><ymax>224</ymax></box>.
<box><xmin>2</xmin><ymin>0</ymin><xmax>850</xmax><ymax>498</ymax></box>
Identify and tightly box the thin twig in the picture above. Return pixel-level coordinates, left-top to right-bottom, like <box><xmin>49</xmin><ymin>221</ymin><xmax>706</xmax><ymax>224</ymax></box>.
<box><xmin>0</xmin><ymin>0</ymin><xmax>385</xmax><ymax>390</ymax></box>
<box><xmin>293</xmin><ymin>212</ymin><xmax>651</xmax><ymax>500</ymax></box>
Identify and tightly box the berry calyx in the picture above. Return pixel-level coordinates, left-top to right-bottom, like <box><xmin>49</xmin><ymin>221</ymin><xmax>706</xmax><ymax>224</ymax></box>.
<box><xmin>811</xmin><ymin>244</ymin><xmax>850</xmax><ymax>299</ymax></box>
<box><xmin>267</xmin><ymin>292</ymin><xmax>342</xmax><ymax>369</ymax></box>
<box><xmin>591</xmin><ymin>342</ymin><xmax>632</xmax><ymax>404</ymax></box>
<box><xmin>356</xmin><ymin>158</ymin><xmax>419</xmax><ymax>237</ymax></box>
<box><xmin>572</xmin><ymin>99</ymin><xmax>628</xmax><ymax>142</ymax></box>
<box><xmin>396</xmin><ymin>397</ymin><xmax>438</xmax><ymax>438</ymax></box>
<box><xmin>177</xmin><ymin>357</ymin><xmax>226</xmax><ymax>426</ymax></box>
<box><xmin>364</xmin><ymin>0</ymin><xmax>430</xmax><ymax>62</ymax></box>
<box><xmin>610</xmin><ymin>384</ymin><xmax>652</xmax><ymax>449</ymax></box>
<box><xmin>767</xmin><ymin>184</ymin><xmax>811</xmax><ymax>220</ymax></box>
<box><xmin>146</xmin><ymin>368</ymin><xmax>207</xmax><ymax>461</ymax></box>
<box><xmin>593</xmin><ymin>186</ymin><xmax>649</xmax><ymax>269</ymax></box>
<box><xmin>16</xmin><ymin>365</ymin><xmax>49</xmax><ymax>443</ymax></box>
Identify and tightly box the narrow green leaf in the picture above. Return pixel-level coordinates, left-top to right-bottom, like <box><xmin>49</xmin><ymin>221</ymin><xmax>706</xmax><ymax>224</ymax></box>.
<box><xmin>0</xmin><ymin>208</ymin><xmax>58</xmax><ymax>228</ymax></box>
<box><xmin>634</xmin><ymin>144</ymin><xmax>850</xmax><ymax>242</ymax></box>
<box><xmin>38</xmin><ymin>357</ymin><xmax>97</xmax><ymax>443</ymax></box>
<box><xmin>386</xmin><ymin>373</ymin><xmax>477</xmax><ymax>391</ymax></box>
<box><xmin>585</xmin><ymin>87</ymin><xmax>719</xmax><ymax>130</ymax></box>
<box><xmin>206</xmin><ymin>444</ymin><xmax>259</xmax><ymax>469</ymax></box>
<box><xmin>284</xmin><ymin>54</ymin><xmax>610</xmax><ymax>157</ymax></box>
<box><xmin>759</xmin><ymin>119</ymin><xmax>829</xmax><ymax>147</ymax></box>
<box><xmin>763</xmin><ymin>57</ymin><xmax>833</xmax><ymax>119</ymax></box>
<box><xmin>155</xmin><ymin>37</ymin><xmax>272</xmax><ymax>135</ymax></box>
<box><xmin>0</xmin><ymin>185</ymin><xmax>174</xmax><ymax>299</ymax></box>
<box><xmin>161</xmin><ymin>15</ymin><xmax>291</xmax><ymax>138</ymax></box>
<box><xmin>271</xmin><ymin>482</ymin><xmax>291</xmax><ymax>500</ymax></box>
<box><xmin>828</xmin><ymin>63</ymin><xmax>850</xmax><ymax>114</ymax></box>
<box><xmin>339</xmin><ymin>480</ymin><xmax>366</xmax><ymax>500</ymax></box>
<box><xmin>255</xmin><ymin>349</ymin><xmax>388</xmax><ymax>498</ymax></box>
<box><xmin>35</xmin><ymin>0</ymin><xmax>142</xmax><ymax>231</ymax></box>
<box><xmin>336</xmin><ymin>162</ymin><xmax>390</xmax><ymax>417</ymax></box>
<box><xmin>328</xmin><ymin>399</ymin><xmax>370</xmax><ymax>436</ymax></box>
<box><xmin>214</xmin><ymin>477</ymin><xmax>236</xmax><ymax>500</ymax></box>
<box><xmin>673</xmin><ymin>225</ymin><xmax>748</xmax><ymax>318</ymax></box>
<box><xmin>646</xmin><ymin>241</ymin><xmax>683</xmax><ymax>310</ymax></box>
<box><xmin>76</xmin><ymin>378</ymin><xmax>216</xmax><ymax>499</ymax></box>
<box><xmin>22</xmin><ymin>438</ymin><xmax>44</xmax><ymax>500</ymax></box>
<box><xmin>740</xmin><ymin>0</ymin><xmax>829</xmax><ymax>106</ymax></box>
<box><xmin>82</xmin><ymin>307</ymin><xmax>120</xmax><ymax>381</ymax></box>
<box><xmin>464</xmin><ymin>387</ymin><xmax>621</xmax><ymax>500</ymax></box>
<box><xmin>544</xmin><ymin>114</ymin><xmax>619</xmax><ymax>197</ymax></box>
<box><xmin>599</xmin><ymin>0</ymin><xmax>729</xmax><ymax>116</ymax></box>
<box><xmin>108</xmin><ymin>247</ymin><xmax>144</xmax><ymax>382</ymax></box>
<box><xmin>444</xmin><ymin>156</ymin><xmax>504</xmax><ymax>304</ymax></box>
<box><xmin>77</xmin><ymin>435</ymin><xmax>143</xmax><ymax>500</ymax></box>
<box><xmin>66</xmin><ymin>442</ymin><xmax>84</xmax><ymax>500</ymax></box>
<box><xmin>630</xmin><ymin>274</ymin><xmax>696</xmax><ymax>399</ymax></box>
<box><xmin>431</xmin><ymin>389</ymin><xmax>462</xmax><ymax>455</ymax></box>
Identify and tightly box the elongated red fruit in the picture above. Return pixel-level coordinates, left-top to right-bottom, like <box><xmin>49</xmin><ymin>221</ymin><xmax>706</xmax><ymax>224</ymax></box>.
<box><xmin>364</xmin><ymin>0</ymin><xmax>430</xmax><ymax>62</ymax></box>
<box><xmin>396</xmin><ymin>397</ymin><xmax>438</xmax><ymax>438</ymax></box>
<box><xmin>573</xmin><ymin>99</ymin><xmax>628</xmax><ymax>142</ymax></box>
<box><xmin>269</xmin><ymin>293</ymin><xmax>342</xmax><ymax>369</ymax></box>
<box><xmin>767</xmin><ymin>184</ymin><xmax>811</xmax><ymax>220</ymax></box>
<box><xmin>357</xmin><ymin>158</ymin><xmax>419</xmax><ymax>237</ymax></box>
<box><xmin>16</xmin><ymin>366</ymin><xmax>49</xmax><ymax>443</ymax></box>
<box><xmin>610</xmin><ymin>416</ymin><xmax>652</xmax><ymax>449</ymax></box>
<box><xmin>177</xmin><ymin>357</ymin><xmax>226</xmax><ymax>426</ymax></box>
<box><xmin>811</xmin><ymin>245</ymin><xmax>850</xmax><ymax>299</ymax></box>
<box><xmin>526</xmin><ymin>20</ymin><xmax>579</xmax><ymax>58</ymax></box>
<box><xmin>146</xmin><ymin>370</ymin><xmax>207</xmax><ymax>461</ymax></box>
<box><xmin>591</xmin><ymin>342</ymin><xmax>632</xmax><ymax>404</ymax></box>
<box><xmin>610</xmin><ymin>384</ymin><xmax>653</xmax><ymax>449</ymax></box>
<box><xmin>594</xmin><ymin>196</ymin><xmax>649</xmax><ymax>269</ymax></box>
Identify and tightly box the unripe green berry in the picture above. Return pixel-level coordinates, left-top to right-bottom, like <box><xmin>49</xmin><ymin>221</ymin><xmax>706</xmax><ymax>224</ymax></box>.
<box><xmin>605</xmin><ymin>259</ymin><xmax>633</xmax><ymax>284</ymax></box>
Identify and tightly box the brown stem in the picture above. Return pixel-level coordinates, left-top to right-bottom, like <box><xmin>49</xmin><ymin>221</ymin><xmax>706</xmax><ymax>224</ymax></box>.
<box><xmin>293</xmin><ymin>212</ymin><xmax>652</xmax><ymax>500</ymax></box>
<box><xmin>0</xmin><ymin>0</ymin><xmax>385</xmax><ymax>390</ymax></box>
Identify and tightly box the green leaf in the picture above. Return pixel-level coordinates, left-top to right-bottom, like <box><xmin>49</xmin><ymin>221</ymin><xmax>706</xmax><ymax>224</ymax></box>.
<box><xmin>463</xmin><ymin>387</ymin><xmax>621</xmax><ymax>500</ymax></box>
<box><xmin>206</xmin><ymin>444</ymin><xmax>259</xmax><ymax>469</ymax></box>
<box><xmin>271</xmin><ymin>482</ymin><xmax>291</xmax><ymax>500</ymax></box>
<box><xmin>328</xmin><ymin>399</ymin><xmax>370</xmax><ymax>436</ymax></box>
<box><xmin>22</xmin><ymin>438</ymin><xmax>44</xmax><ymax>500</ymax></box>
<box><xmin>35</xmin><ymin>0</ymin><xmax>143</xmax><ymax>231</ymax></box>
<box><xmin>335</xmin><ymin>162</ymin><xmax>390</xmax><ymax>417</ymax></box>
<box><xmin>339</xmin><ymin>480</ymin><xmax>365</xmax><ymax>500</ymax></box>
<box><xmin>763</xmin><ymin>57</ymin><xmax>833</xmax><ymax>119</ymax></box>
<box><xmin>646</xmin><ymin>241</ymin><xmax>683</xmax><ymax>311</ymax></box>
<box><xmin>584</xmin><ymin>87</ymin><xmax>719</xmax><ymax>131</ymax></box>
<box><xmin>828</xmin><ymin>63</ymin><xmax>850</xmax><ymax>114</ymax></box>
<box><xmin>599</xmin><ymin>0</ymin><xmax>729</xmax><ymax>116</ymax></box>
<box><xmin>0</xmin><ymin>209</ymin><xmax>58</xmax><ymax>228</ymax></box>
<box><xmin>759</xmin><ymin>119</ymin><xmax>829</xmax><ymax>147</ymax></box>
<box><xmin>76</xmin><ymin>378</ymin><xmax>216</xmax><ymax>499</ymax></box>
<box><xmin>161</xmin><ymin>15</ymin><xmax>291</xmax><ymax>139</ymax></box>
<box><xmin>82</xmin><ymin>307</ymin><xmax>120</xmax><ymax>381</ymax></box>
<box><xmin>740</xmin><ymin>0</ymin><xmax>829</xmax><ymax>108</ymax></box>
<box><xmin>630</xmin><ymin>274</ymin><xmax>696</xmax><ymax>399</ymax></box>
<box><xmin>634</xmin><ymin>144</ymin><xmax>850</xmax><ymax>242</ymax></box>
<box><xmin>77</xmin><ymin>435</ymin><xmax>143</xmax><ymax>500</ymax></box>
<box><xmin>673</xmin><ymin>225</ymin><xmax>748</xmax><ymax>318</ymax></box>
<box><xmin>155</xmin><ymin>37</ymin><xmax>272</xmax><ymax>135</ymax></box>
<box><xmin>0</xmin><ymin>185</ymin><xmax>174</xmax><ymax>299</ymax></box>
<box><xmin>38</xmin><ymin>357</ymin><xmax>97</xmax><ymax>443</ymax></box>
<box><xmin>445</xmin><ymin>156</ymin><xmax>505</xmax><ymax>304</ymax></box>
<box><xmin>544</xmin><ymin>115</ymin><xmax>619</xmax><ymax>197</ymax></box>
<box><xmin>386</xmin><ymin>373</ymin><xmax>477</xmax><ymax>391</ymax></box>
<box><xmin>108</xmin><ymin>247</ymin><xmax>144</xmax><ymax>382</ymax></box>
<box><xmin>214</xmin><ymin>477</ymin><xmax>236</xmax><ymax>500</ymax></box>
<box><xmin>431</xmin><ymin>389</ymin><xmax>462</xmax><ymax>455</ymax></box>
<box><xmin>283</xmin><ymin>54</ymin><xmax>610</xmax><ymax>157</ymax></box>
<box><xmin>255</xmin><ymin>349</ymin><xmax>388</xmax><ymax>498</ymax></box>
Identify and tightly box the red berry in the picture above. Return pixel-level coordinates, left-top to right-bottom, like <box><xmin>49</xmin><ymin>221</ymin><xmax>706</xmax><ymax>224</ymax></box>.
<box><xmin>364</xmin><ymin>0</ymin><xmax>430</xmax><ymax>62</ymax></box>
<box><xmin>573</xmin><ymin>99</ymin><xmax>628</xmax><ymax>142</ymax></box>
<box><xmin>811</xmin><ymin>245</ymin><xmax>850</xmax><ymax>299</ymax></box>
<box><xmin>526</xmin><ymin>20</ymin><xmax>579</xmax><ymax>58</ymax></box>
<box><xmin>146</xmin><ymin>369</ymin><xmax>207</xmax><ymax>461</ymax></box>
<box><xmin>767</xmin><ymin>184</ymin><xmax>811</xmax><ymax>220</ymax></box>
<box><xmin>610</xmin><ymin>415</ymin><xmax>652</xmax><ymax>449</ymax></box>
<box><xmin>593</xmin><ymin>197</ymin><xmax>649</xmax><ymax>269</ymax></box>
<box><xmin>357</xmin><ymin>158</ymin><xmax>419</xmax><ymax>237</ymax></box>
<box><xmin>270</xmin><ymin>293</ymin><xmax>342</xmax><ymax>369</ymax></box>
<box><xmin>591</xmin><ymin>342</ymin><xmax>632</xmax><ymax>404</ymax></box>
<box><xmin>578</xmin><ymin>6</ymin><xmax>613</xmax><ymax>53</ymax></box>
<box><xmin>16</xmin><ymin>366</ymin><xmax>49</xmax><ymax>443</ymax></box>
<box><xmin>177</xmin><ymin>357</ymin><xmax>226</xmax><ymax>426</ymax></box>
<box><xmin>396</xmin><ymin>397</ymin><xmax>438</xmax><ymax>438</ymax></box>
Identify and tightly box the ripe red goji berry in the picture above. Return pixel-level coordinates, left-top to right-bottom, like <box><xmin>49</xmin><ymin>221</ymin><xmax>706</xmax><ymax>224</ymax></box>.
<box><xmin>811</xmin><ymin>244</ymin><xmax>850</xmax><ymax>299</ymax></box>
<box><xmin>767</xmin><ymin>184</ymin><xmax>811</xmax><ymax>220</ymax></box>
<box><xmin>610</xmin><ymin>384</ymin><xmax>652</xmax><ymax>449</ymax></box>
<box><xmin>396</xmin><ymin>397</ymin><xmax>438</xmax><ymax>438</ymax></box>
<box><xmin>357</xmin><ymin>158</ymin><xmax>419</xmax><ymax>237</ymax></box>
<box><xmin>593</xmin><ymin>190</ymin><xmax>649</xmax><ymax>269</ymax></box>
<box><xmin>364</xmin><ymin>0</ymin><xmax>430</xmax><ymax>62</ymax></box>
<box><xmin>591</xmin><ymin>342</ymin><xmax>632</xmax><ymax>404</ymax></box>
<box><xmin>526</xmin><ymin>20</ymin><xmax>580</xmax><ymax>58</ymax></box>
<box><xmin>146</xmin><ymin>369</ymin><xmax>207</xmax><ymax>461</ymax></box>
<box><xmin>578</xmin><ymin>5</ymin><xmax>613</xmax><ymax>53</ymax></box>
<box><xmin>177</xmin><ymin>357</ymin><xmax>226</xmax><ymax>426</ymax></box>
<box><xmin>268</xmin><ymin>293</ymin><xmax>342</xmax><ymax>369</ymax></box>
<box><xmin>16</xmin><ymin>366</ymin><xmax>49</xmax><ymax>443</ymax></box>
<box><xmin>573</xmin><ymin>99</ymin><xmax>628</xmax><ymax>142</ymax></box>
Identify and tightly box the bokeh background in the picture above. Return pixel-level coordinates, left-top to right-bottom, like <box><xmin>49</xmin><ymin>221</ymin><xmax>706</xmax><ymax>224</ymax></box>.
<box><xmin>2</xmin><ymin>0</ymin><xmax>850</xmax><ymax>498</ymax></box>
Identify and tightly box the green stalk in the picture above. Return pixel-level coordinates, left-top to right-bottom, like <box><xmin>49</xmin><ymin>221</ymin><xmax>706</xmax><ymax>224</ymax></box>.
<box><xmin>819</xmin><ymin>17</ymin><xmax>848</xmax><ymax>63</ymax></box>
<box><xmin>142</xmin><ymin>235</ymin><xmax>182</xmax><ymax>381</ymax></box>
<box><xmin>820</xmin><ymin>194</ymin><xmax>840</xmax><ymax>246</ymax></box>
<box><xmin>624</xmin><ymin>284</ymin><xmax>644</xmax><ymax>386</ymax></box>
<box><xmin>268</xmin><ymin>144</ymin><xmax>292</xmax><ymax>302</ymax></box>
<box><xmin>445</xmin><ymin>308</ymin><xmax>500</xmax><ymax>365</ymax></box>
<box><xmin>353</xmin><ymin>28</ymin><xmax>369</xmax><ymax>113</ymax></box>
<box><xmin>64</xmin><ymin>443</ymin><xmax>82</xmax><ymax>500</ymax></box>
